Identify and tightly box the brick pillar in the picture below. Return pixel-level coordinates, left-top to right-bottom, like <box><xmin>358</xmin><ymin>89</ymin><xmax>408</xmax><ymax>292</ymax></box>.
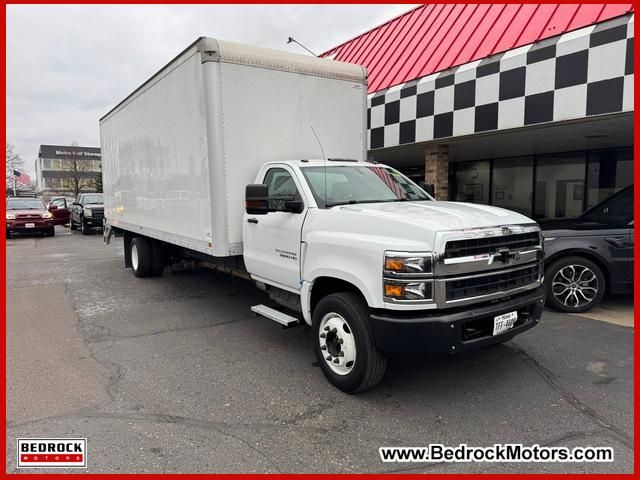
<box><xmin>424</xmin><ymin>144</ymin><xmax>449</xmax><ymax>200</ymax></box>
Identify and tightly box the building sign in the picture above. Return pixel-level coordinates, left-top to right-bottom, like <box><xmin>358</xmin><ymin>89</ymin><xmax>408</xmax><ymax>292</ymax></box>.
<box><xmin>54</xmin><ymin>150</ymin><xmax>101</xmax><ymax>158</ymax></box>
<box><xmin>39</xmin><ymin>145</ymin><xmax>101</xmax><ymax>160</ymax></box>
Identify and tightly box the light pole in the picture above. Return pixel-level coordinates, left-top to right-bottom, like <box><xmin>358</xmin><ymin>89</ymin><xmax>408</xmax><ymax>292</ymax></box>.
<box><xmin>286</xmin><ymin>37</ymin><xmax>318</xmax><ymax>57</ymax></box>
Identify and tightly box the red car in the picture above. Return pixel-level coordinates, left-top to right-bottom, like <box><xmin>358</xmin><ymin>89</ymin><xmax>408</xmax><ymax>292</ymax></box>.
<box><xmin>6</xmin><ymin>197</ymin><xmax>55</xmax><ymax>238</ymax></box>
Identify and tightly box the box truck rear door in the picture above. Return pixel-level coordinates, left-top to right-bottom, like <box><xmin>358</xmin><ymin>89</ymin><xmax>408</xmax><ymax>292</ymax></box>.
<box><xmin>243</xmin><ymin>166</ymin><xmax>306</xmax><ymax>290</ymax></box>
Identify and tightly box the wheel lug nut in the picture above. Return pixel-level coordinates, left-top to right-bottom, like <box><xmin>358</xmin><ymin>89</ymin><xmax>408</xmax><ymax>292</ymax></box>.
<box><xmin>326</xmin><ymin>355</ymin><xmax>332</xmax><ymax>361</ymax></box>
<box><xmin>330</xmin><ymin>328</ymin><xmax>337</xmax><ymax>334</ymax></box>
<box><xmin>319</xmin><ymin>333</ymin><xmax>326</xmax><ymax>338</ymax></box>
<box><xmin>324</xmin><ymin>326</ymin><xmax>330</xmax><ymax>332</ymax></box>
<box><xmin>333</xmin><ymin>358</ymin><xmax>340</xmax><ymax>364</ymax></box>
<box><xmin>321</xmin><ymin>345</ymin><xmax>326</xmax><ymax>350</ymax></box>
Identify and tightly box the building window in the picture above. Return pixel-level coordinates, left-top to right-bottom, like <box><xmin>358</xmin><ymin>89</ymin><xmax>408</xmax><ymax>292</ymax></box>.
<box><xmin>492</xmin><ymin>158</ymin><xmax>533</xmax><ymax>216</ymax></box>
<box><xmin>586</xmin><ymin>148</ymin><xmax>633</xmax><ymax>209</ymax></box>
<box><xmin>447</xmin><ymin>147</ymin><xmax>632</xmax><ymax>220</ymax></box>
<box><xmin>452</xmin><ymin>160</ymin><xmax>490</xmax><ymax>204</ymax></box>
<box><xmin>534</xmin><ymin>154</ymin><xmax>586</xmax><ymax>219</ymax></box>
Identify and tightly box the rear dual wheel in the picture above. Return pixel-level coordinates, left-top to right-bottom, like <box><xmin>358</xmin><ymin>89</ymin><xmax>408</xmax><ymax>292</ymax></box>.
<box><xmin>130</xmin><ymin>236</ymin><xmax>165</xmax><ymax>277</ymax></box>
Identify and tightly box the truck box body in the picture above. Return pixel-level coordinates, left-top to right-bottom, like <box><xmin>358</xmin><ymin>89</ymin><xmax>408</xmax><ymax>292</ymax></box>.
<box><xmin>100</xmin><ymin>37</ymin><xmax>367</xmax><ymax>257</ymax></box>
<box><xmin>100</xmin><ymin>37</ymin><xmax>546</xmax><ymax>393</ymax></box>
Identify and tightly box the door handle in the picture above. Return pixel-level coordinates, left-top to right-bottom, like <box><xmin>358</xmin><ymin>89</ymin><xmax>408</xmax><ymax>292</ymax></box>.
<box><xmin>247</xmin><ymin>218</ymin><xmax>258</xmax><ymax>224</ymax></box>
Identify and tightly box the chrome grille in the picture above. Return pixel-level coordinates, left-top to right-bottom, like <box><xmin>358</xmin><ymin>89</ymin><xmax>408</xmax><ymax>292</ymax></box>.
<box><xmin>444</xmin><ymin>231</ymin><xmax>540</xmax><ymax>259</ymax></box>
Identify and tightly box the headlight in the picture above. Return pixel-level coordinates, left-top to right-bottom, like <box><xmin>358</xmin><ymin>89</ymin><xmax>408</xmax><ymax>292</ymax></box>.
<box><xmin>384</xmin><ymin>251</ymin><xmax>433</xmax><ymax>275</ymax></box>
<box><xmin>83</xmin><ymin>207</ymin><xmax>93</xmax><ymax>217</ymax></box>
<box><xmin>384</xmin><ymin>280</ymin><xmax>432</xmax><ymax>301</ymax></box>
<box><xmin>41</xmin><ymin>212</ymin><xmax>53</xmax><ymax>219</ymax></box>
<box><xmin>6</xmin><ymin>213</ymin><xmax>15</xmax><ymax>220</ymax></box>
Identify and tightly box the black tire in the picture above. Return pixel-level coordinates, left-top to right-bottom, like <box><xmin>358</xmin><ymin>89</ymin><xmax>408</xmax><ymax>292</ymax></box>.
<box><xmin>81</xmin><ymin>219</ymin><xmax>90</xmax><ymax>235</ymax></box>
<box><xmin>150</xmin><ymin>241</ymin><xmax>166</xmax><ymax>276</ymax></box>
<box><xmin>544</xmin><ymin>256</ymin><xmax>605</xmax><ymax>313</ymax></box>
<box><xmin>46</xmin><ymin>227</ymin><xmax>55</xmax><ymax>237</ymax></box>
<box><xmin>131</xmin><ymin>236</ymin><xmax>153</xmax><ymax>278</ymax></box>
<box><xmin>312</xmin><ymin>292</ymin><xmax>387</xmax><ymax>393</ymax></box>
<box><xmin>69</xmin><ymin>219</ymin><xmax>77</xmax><ymax>231</ymax></box>
<box><xmin>6</xmin><ymin>230</ymin><xmax>11</xmax><ymax>239</ymax></box>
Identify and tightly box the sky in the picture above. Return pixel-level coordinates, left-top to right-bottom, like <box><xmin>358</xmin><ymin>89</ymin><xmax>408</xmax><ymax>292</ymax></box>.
<box><xmin>7</xmin><ymin>4</ymin><xmax>413</xmax><ymax>176</ymax></box>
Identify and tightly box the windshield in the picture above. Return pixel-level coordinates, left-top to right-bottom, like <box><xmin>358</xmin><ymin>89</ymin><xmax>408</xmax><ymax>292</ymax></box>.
<box><xmin>83</xmin><ymin>194</ymin><xmax>103</xmax><ymax>205</ymax></box>
<box><xmin>301</xmin><ymin>165</ymin><xmax>432</xmax><ymax>208</ymax></box>
<box><xmin>581</xmin><ymin>186</ymin><xmax>633</xmax><ymax>226</ymax></box>
<box><xmin>6</xmin><ymin>198</ymin><xmax>45</xmax><ymax>210</ymax></box>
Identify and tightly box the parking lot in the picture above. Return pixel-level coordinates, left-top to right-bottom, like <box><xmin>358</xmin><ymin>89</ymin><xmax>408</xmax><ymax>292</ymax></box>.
<box><xmin>6</xmin><ymin>226</ymin><xmax>634</xmax><ymax>473</ymax></box>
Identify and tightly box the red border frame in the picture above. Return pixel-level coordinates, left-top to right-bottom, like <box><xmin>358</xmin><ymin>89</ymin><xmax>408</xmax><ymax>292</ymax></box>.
<box><xmin>2</xmin><ymin>1</ymin><xmax>638</xmax><ymax>478</ymax></box>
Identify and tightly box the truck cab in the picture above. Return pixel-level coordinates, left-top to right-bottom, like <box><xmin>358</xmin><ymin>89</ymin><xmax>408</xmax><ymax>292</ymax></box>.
<box><xmin>242</xmin><ymin>159</ymin><xmax>546</xmax><ymax>392</ymax></box>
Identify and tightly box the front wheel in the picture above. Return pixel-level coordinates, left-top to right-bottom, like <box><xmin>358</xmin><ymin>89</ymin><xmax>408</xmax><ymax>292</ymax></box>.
<box><xmin>544</xmin><ymin>256</ymin><xmax>605</xmax><ymax>313</ymax></box>
<box><xmin>69</xmin><ymin>219</ymin><xmax>77</xmax><ymax>230</ymax></box>
<box><xmin>81</xmin><ymin>219</ymin><xmax>90</xmax><ymax>235</ymax></box>
<box><xmin>312</xmin><ymin>292</ymin><xmax>387</xmax><ymax>393</ymax></box>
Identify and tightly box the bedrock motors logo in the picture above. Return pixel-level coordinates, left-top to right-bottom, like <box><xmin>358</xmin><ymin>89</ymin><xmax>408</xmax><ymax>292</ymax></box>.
<box><xmin>17</xmin><ymin>438</ymin><xmax>87</xmax><ymax>468</ymax></box>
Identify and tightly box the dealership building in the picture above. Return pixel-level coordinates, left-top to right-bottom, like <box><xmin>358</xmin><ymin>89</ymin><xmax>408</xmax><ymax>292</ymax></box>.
<box><xmin>35</xmin><ymin>144</ymin><xmax>102</xmax><ymax>200</ymax></box>
<box><xmin>323</xmin><ymin>4</ymin><xmax>634</xmax><ymax>219</ymax></box>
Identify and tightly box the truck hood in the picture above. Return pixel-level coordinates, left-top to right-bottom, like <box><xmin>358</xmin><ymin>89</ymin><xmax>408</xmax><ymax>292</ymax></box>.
<box><xmin>337</xmin><ymin>201</ymin><xmax>534</xmax><ymax>231</ymax></box>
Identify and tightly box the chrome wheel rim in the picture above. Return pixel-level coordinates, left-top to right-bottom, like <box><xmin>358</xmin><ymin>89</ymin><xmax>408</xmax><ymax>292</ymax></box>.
<box><xmin>131</xmin><ymin>243</ymin><xmax>139</xmax><ymax>271</ymax></box>
<box><xmin>318</xmin><ymin>312</ymin><xmax>356</xmax><ymax>375</ymax></box>
<box><xmin>551</xmin><ymin>264</ymin><xmax>598</xmax><ymax>309</ymax></box>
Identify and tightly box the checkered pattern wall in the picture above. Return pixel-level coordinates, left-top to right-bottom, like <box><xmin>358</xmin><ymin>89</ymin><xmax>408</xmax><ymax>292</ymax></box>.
<box><xmin>367</xmin><ymin>14</ymin><xmax>634</xmax><ymax>150</ymax></box>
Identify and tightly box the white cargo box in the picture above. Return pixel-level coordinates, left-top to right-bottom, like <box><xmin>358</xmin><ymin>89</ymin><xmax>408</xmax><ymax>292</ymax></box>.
<box><xmin>100</xmin><ymin>37</ymin><xmax>367</xmax><ymax>257</ymax></box>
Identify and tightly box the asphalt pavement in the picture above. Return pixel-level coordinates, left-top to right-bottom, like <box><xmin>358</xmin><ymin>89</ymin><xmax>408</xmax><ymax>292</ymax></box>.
<box><xmin>5</xmin><ymin>226</ymin><xmax>634</xmax><ymax>473</ymax></box>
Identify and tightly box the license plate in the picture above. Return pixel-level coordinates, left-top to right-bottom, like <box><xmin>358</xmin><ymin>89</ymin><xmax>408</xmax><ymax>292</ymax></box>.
<box><xmin>493</xmin><ymin>311</ymin><xmax>517</xmax><ymax>336</ymax></box>
<box><xmin>25</xmin><ymin>223</ymin><xmax>35</xmax><ymax>229</ymax></box>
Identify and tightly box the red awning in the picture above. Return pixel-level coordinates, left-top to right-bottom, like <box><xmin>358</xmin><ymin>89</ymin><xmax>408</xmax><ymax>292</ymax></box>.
<box><xmin>322</xmin><ymin>4</ymin><xmax>634</xmax><ymax>93</ymax></box>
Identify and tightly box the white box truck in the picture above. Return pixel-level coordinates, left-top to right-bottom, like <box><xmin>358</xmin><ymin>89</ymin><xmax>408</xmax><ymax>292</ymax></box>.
<box><xmin>101</xmin><ymin>37</ymin><xmax>547</xmax><ymax>392</ymax></box>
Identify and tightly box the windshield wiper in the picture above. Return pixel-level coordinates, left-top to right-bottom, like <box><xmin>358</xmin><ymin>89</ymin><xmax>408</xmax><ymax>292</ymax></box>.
<box><xmin>326</xmin><ymin>199</ymin><xmax>408</xmax><ymax>207</ymax></box>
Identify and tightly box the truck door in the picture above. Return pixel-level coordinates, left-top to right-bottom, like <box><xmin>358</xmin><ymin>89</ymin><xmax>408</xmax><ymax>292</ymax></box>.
<box><xmin>243</xmin><ymin>166</ymin><xmax>306</xmax><ymax>291</ymax></box>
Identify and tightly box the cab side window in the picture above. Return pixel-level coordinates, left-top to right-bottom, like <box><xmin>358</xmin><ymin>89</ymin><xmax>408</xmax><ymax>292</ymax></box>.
<box><xmin>263</xmin><ymin>168</ymin><xmax>302</xmax><ymax>212</ymax></box>
<box><xmin>50</xmin><ymin>198</ymin><xmax>66</xmax><ymax>208</ymax></box>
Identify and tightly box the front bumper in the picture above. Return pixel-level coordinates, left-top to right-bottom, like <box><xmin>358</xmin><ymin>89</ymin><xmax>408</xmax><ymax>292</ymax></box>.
<box><xmin>83</xmin><ymin>216</ymin><xmax>103</xmax><ymax>227</ymax></box>
<box><xmin>370</xmin><ymin>285</ymin><xmax>547</xmax><ymax>354</ymax></box>
<box><xmin>6</xmin><ymin>220</ymin><xmax>53</xmax><ymax>233</ymax></box>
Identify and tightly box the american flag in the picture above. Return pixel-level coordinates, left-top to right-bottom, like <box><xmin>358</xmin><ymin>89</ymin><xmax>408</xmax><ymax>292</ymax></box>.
<box><xmin>13</xmin><ymin>169</ymin><xmax>32</xmax><ymax>187</ymax></box>
<box><xmin>369</xmin><ymin>166</ymin><xmax>406</xmax><ymax>199</ymax></box>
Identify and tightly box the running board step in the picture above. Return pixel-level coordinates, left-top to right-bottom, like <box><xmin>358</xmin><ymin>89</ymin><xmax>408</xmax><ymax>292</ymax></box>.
<box><xmin>251</xmin><ymin>304</ymin><xmax>300</xmax><ymax>327</ymax></box>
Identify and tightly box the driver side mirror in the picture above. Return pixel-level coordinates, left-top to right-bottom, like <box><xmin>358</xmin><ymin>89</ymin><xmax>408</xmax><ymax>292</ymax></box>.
<box><xmin>245</xmin><ymin>184</ymin><xmax>270</xmax><ymax>215</ymax></box>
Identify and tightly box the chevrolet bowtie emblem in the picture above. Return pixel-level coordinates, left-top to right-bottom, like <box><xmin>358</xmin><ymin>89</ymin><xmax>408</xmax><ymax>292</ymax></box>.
<box><xmin>488</xmin><ymin>248</ymin><xmax>520</xmax><ymax>265</ymax></box>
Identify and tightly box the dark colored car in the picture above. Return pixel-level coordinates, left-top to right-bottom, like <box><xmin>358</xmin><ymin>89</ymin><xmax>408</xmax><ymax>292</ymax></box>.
<box><xmin>6</xmin><ymin>197</ymin><xmax>55</xmax><ymax>238</ymax></box>
<box><xmin>70</xmin><ymin>193</ymin><xmax>104</xmax><ymax>235</ymax></box>
<box><xmin>47</xmin><ymin>197</ymin><xmax>72</xmax><ymax>226</ymax></box>
<box><xmin>540</xmin><ymin>186</ymin><xmax>633</xmax><ymax>313</ymax></box>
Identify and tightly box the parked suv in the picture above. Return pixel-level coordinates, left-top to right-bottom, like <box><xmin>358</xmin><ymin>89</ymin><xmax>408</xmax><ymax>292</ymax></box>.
<box><xmin>541</xmin><ymin>186</ymin><xmax>633</xmax><ymax>313</ymax></box>
<box><xmin>6</xmin><ymin>197</ymin><xmax>55</xmax><ymax>238</ymax></box>
<box><xmin>70</xmin><ymin>193</ymin><xmax>104</xmax><ymax>235</ymax></box>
